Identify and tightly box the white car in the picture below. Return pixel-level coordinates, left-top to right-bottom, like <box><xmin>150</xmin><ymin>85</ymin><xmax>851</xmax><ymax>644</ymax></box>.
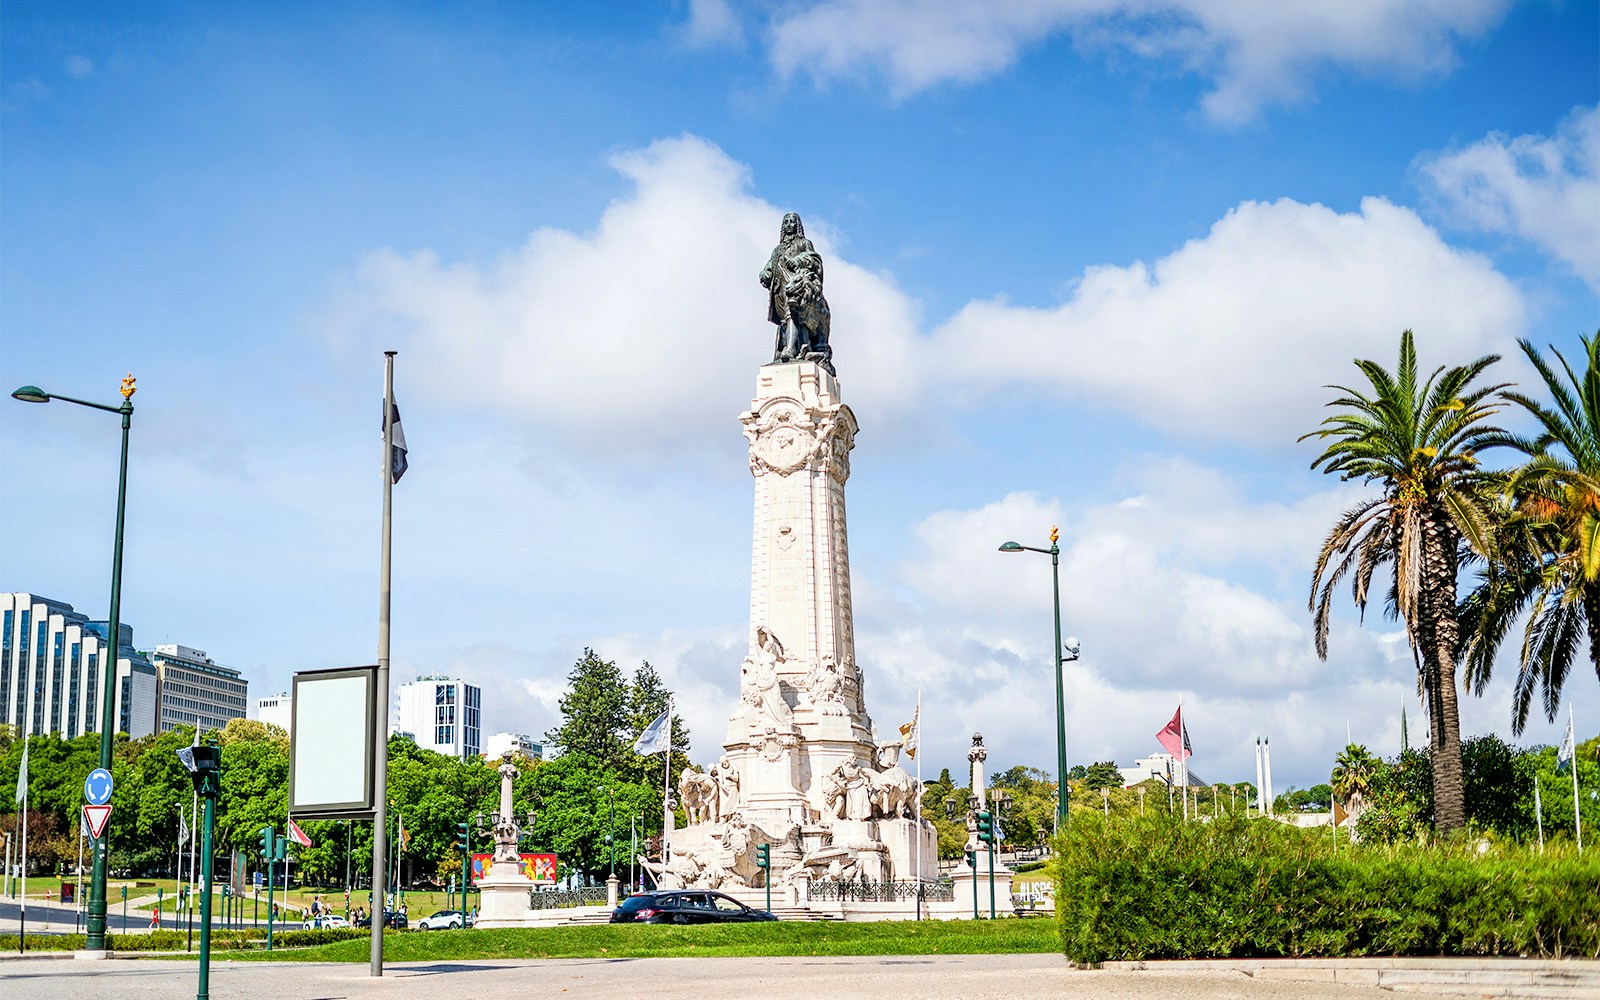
<box><xmin>416</xmin><ymin>909</ymin><xmax>466</xmax><ymax>930</ymax></box>
<box><xmin>301</xmin><ymin>914</ymin><xmax>348</xmax><ymax>929</ymax></box>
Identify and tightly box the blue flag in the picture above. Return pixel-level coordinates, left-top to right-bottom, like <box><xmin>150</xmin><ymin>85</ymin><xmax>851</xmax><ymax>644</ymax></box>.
<box><xmin>383</xmin><ymin>401</ymin><xmax>408</xmax><ymax>483</ymax></box>
<box><xmin>633</xmin><ymin>707</ymin><xmax>671</xmax><ymax>755</ymax></box>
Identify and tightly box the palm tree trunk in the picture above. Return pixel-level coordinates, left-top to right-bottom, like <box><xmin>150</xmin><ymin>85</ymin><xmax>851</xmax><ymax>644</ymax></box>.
<box><xmin>1586</xmin><ymin>583</ymin><xmax>1600</xmax><ymax>685</ymax></box>
<box><xmin>1421</xmin><ymin>512</ymin><xmax>1465</xmax><ymax>836</ymax></box>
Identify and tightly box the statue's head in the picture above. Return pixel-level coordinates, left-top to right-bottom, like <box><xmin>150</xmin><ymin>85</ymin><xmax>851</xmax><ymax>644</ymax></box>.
<box><xmin>781</xmin><ymin>212</ymin><xmax>803</xmax><ymax>239</ymax></box>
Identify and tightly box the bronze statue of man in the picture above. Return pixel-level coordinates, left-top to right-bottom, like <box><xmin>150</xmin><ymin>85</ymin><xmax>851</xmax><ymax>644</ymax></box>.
<box><xmin>760</xmin><ymin>212</ymin><xmax>834</xmax><ymax>374</ymax></box>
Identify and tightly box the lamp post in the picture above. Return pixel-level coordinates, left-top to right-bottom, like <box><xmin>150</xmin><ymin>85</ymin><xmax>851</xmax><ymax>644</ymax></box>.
<box><xmin>596</xmin><ymin>786</ymin><xmax>617</xmax><ymax>880</ymax></box>
<box><xmin>12</xmin><ymin>376</ymin><xmax>135</xmax><ymax>954</ymax></box>
<box><xmin>998</xmin><ymin>527</ymin><xmax>1078</xmax><ymax>830</ymax></box>
<box><xmin>177</xmin><ymin>741</ymin><xmax>221</xmax><ymax>1000</ymax></box>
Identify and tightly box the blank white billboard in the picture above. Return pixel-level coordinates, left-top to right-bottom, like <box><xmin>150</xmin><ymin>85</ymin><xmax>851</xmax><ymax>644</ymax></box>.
<box><xmin>288</xmin><ymin>665</ymin><xmax>376</xmax><ymax>818</ymax></box>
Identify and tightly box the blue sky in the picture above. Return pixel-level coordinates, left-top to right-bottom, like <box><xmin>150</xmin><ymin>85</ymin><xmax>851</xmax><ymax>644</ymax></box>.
<box><xmin>3</xmin><ymin>0</ymin><xmax>1596</xmax><ymax>795</ymax></box>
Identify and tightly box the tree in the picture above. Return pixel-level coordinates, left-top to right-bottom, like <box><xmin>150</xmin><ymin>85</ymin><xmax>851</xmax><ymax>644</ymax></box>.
<box><xmin>1462</xmin><ymin>334</ymin><xmax>1600</xmax><ymax>732</ymax></box>
<box><xmin>1304</xmin><ymin>330</ymin><xmax>1507</xmax><ymax>836</ymax></box>
<box><xmin>1330</xmin><ymin>743</ymin><xmax>1379</xmax><ymax>815</ymax></box>
<box><xmin>1082</xmin><ymin>761</ymin><xmax>1122</xmax><ymax>790</ymax></box>
<box><xmin>545</xmin><ymin>649</ymin><xmax>631</xmax><ymax>769</ymax></box>
<box><xmin>621</xmin><ymin>661</ymin><xmax>692</xmax><ymax>792</ymax></box>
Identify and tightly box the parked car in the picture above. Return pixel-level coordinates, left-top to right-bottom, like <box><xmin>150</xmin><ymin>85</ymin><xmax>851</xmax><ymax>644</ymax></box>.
<box><xmin>300</xmin><ymin>915</ymin><xmax>348</xmax><ymax>930</ymax></box>
<box><xmin>416</xmin><ymin>909</ymin><xmax>471</xmax><ymax>930</ymax></box>
<box><xmin>610</xmin><ymin>890</ymin><xmax>778</xmax><ymax>924</ymax></box>
<box><xmin>354</xmin><ymin>909</ymin><xmax>408</xmax><ymax>930</ymax></box>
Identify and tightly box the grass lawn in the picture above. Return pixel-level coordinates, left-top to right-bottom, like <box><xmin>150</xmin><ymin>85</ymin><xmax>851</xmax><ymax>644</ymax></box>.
<box><xmin>235</xmin><ymin>919</ymin><xmax>1061</xmax><ymax>962</ymax></box>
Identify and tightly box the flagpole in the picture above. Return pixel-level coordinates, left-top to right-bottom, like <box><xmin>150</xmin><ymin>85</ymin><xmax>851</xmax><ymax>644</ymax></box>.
<box><xmin>1571</xmin><ymin>706</ymin><xmax>1582</xmax><ymax>852</ymax></box>
<box><xmin>663</xmin><ymin>696</ymin><xmax>674</xmax><ymax>863</ymax></box>
<box><xmin>371</xmin><ymin>351</ymin><xmax>397</xmax><ymax>977</ymax></box>
<box><xmin>913</xmin><ymin>691</ymin><xmax>922</xmax><ymax>921</ymax></box>
<box><xmin>17</xmin><ymin>735</ymin><xmax>27</xmax><ymax>953</ymax></box>
<box><xmin>1534</xmin><ymin>775</ymin><xmax>1544</xmax><ymax>852</ymax></box>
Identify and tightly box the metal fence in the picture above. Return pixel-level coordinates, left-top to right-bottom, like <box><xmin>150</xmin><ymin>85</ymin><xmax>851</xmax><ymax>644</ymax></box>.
<box><xmin>809</xmin><ymin>878</ymin><xmax>955</xmax><ymax>903</ymax></box>
<box><xmin>527</xmin><ymin>886</ymin><xmax>611</xmax><ymax>910</ymax></box>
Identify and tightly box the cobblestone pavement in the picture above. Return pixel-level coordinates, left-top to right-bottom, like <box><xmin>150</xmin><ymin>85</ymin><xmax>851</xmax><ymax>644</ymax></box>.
<box><xmin>0</xmin><ymin>953</ymin><xmax>1423</xmax><ymax>1000</ymax></box>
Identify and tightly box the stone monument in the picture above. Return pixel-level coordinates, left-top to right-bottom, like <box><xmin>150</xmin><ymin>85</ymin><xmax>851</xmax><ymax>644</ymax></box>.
<box><xmin>472</xmin><ymin>755</ymin><xmax>535</xmax><ymax>929</ymax></box>
<box><xmin>665</xmin><ymin>214</ymin><xmax>937</xmax><ymax>899</ymax></box>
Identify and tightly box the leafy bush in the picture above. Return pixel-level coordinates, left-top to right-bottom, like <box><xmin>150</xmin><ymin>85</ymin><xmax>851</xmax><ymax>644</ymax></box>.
<box><xmin>0</xmin><ymin>926</ymin><xmax>368</xmax><ymax>953</ymax></box>
<box><xmin>1055</xmin><ymin>813</ymin><xmax>1600</xmax><ymax>964</ymax></box>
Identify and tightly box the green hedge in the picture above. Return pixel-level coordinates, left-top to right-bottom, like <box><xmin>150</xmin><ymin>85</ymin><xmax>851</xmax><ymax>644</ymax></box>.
<box><xmin>1055</xmin><ymin>814</ymin><xmax>1600</xmax><ymax>964</ymax></box>
<box><xmin>0</xmin><ymin>927</ymin><xmax>367</xmax><ymax>953</ymax></box>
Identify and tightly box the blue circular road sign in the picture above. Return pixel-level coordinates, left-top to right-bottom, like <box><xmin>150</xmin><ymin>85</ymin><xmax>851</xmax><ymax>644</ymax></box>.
<box><xmin>84</xmin><ymin>768</ymin><xmax>114</xmax><ymax>806</ymax></box>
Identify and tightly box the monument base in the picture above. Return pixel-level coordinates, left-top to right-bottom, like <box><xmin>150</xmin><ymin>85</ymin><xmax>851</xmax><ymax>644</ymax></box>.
<box><xmin>876</xmin><ymin>817</ymin><xmax>939</xmax><ymax>881</ymax></box>
<box><xmin>473</xmin><ymin>866</ymin><xmax>536</xmax><ymax>929</ymax></box>
<box><xmin>949</xmin><ymin>852</ymin><xmax>1014</xmax><ymax>919</ymax></box>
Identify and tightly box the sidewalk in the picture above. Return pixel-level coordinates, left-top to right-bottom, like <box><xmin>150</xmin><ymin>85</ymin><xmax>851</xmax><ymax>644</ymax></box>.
<box><xmin>1099</xmin><ymin>957</ymin><xmax>1600</xmax><ymax>998</ymax></box>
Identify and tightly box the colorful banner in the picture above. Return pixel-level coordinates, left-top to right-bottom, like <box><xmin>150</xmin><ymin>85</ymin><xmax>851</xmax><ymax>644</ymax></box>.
<box><xmin>471</xmin><ymin>852</ymin><xmax>557</xmax><ymax>884</ymax></box>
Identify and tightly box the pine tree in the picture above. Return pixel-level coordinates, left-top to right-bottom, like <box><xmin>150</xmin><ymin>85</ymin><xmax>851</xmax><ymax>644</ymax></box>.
<box><xmin>544</xmin><ymin>648</ymin><xmax>630</xmax><ymax>768</ymax></box>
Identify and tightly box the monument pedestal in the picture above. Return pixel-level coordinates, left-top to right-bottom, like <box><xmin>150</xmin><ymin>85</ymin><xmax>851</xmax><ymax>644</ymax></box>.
<box><xmin>473</xmin><ymin>864</ymin><xmax>535</xmax><ymax>929</ymax></box>
<box><xmin>949</xmin><ymin>851</ymin><xmax>1013</xmax><ymax>919</ymax></box>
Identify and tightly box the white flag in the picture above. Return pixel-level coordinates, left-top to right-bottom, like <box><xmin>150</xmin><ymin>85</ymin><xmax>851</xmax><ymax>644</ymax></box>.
<box><xmin>898</xmin><ymin>708</ymin><xmax>920</xmax><ymax>759</ymax></box>
<box><xmin>1556</xmin><ymin>721</ymin><xmax>1575</xmax><ymax>773</ymax></box>
<box><xmin>178</xmin><ymin>813</ymin><xmax>190</xmax><ymax>847</ymax></box>
<box><xmin>633</xmin><ymin>707</ymin><xmax>672</xmax><ymax>756</ymax></box>
<box><xmin>14</xmin><ymin>739</ymin><xmax>26</xmax><ymax>804</ymax></box>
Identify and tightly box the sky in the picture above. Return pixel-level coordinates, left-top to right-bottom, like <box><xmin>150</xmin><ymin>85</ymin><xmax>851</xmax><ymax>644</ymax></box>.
<box><xmin>2</xmin><ymin>0</ymin><xmax>1596</xmax><ymax>797</ymax></box>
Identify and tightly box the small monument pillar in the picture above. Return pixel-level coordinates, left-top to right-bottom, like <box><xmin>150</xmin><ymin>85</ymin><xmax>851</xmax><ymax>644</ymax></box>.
<box><xmin>472</xmin><ymin>755</ymin><xmax>536</xmax><ymax>929</ymax></box>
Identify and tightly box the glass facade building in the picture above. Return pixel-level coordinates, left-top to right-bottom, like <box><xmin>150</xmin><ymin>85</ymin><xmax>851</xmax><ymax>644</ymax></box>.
<box><xmin>396</xmin><ymin>675</ymin><xmax>481</xmax><ymax>759</ymax></box>
<box><xmin>0</xmin><ymin>592</ymin><xmax>157</xmax><ymax>739</ymax></box>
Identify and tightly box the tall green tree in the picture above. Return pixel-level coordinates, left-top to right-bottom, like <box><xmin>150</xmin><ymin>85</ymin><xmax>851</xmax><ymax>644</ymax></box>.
<box><xmin>621</xmin><ymin>661</ymin><xmax>692</xmax><ymax>790</ymax></box>
<box><xmin>1462</xmin><ymin>333</ymin><xmax>1600</xmax><ymax>732</ymax></box>
<box><xmin>1304</xmin><ymin>330</ymin><xmax>1507</xmax><ymax>836</ymax></box>
<box><xmin>544</xmin><ymin>648</ymin><xmax>630</xmax><ymax>769</ymax></box>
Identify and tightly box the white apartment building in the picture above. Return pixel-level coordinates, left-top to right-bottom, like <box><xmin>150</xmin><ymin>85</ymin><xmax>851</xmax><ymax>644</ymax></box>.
<box><xmin>150</xmin><ymin>643</ymin><xmax>248</xmax><ymax>733</ymax></box>
<box><xmin>1118</xmin><ymin>752</ymin><xmax>1209</xmax><ymax>789</ymax></box>
<box><xmin>253</xmin><ymin>692</ymin><xmax>292</xmax><ymax>732</ymax></box>
<box><xmin>0</xmin><ymin>592</ymin><xmax>157</xmax><ymax>739</ymax></box>
<box><xmin>396</xmin><ymin>675</ymin><xmax>481</xmax><ymax>759</ymax></box>
<box><xmin>484</xmin><ymin>731</ymin><xmax>543</xmax><ymax>761</ymax></box>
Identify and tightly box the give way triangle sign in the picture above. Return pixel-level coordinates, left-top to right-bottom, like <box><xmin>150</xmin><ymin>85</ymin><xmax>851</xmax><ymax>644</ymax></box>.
<box><xmin>83</xmin><ymin>803</ymin><xmax>113</xmax><ymax>840</ymax></box>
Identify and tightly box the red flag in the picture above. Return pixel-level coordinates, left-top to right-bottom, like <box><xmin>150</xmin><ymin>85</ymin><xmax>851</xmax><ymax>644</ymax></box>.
<box><xmin>1156</xmin><ymin>707</ymin><xmax>1191</xmax><ymax>762</ymax></box>
<box><xmin>286</xmin><ymin>817</ymin><xmax>313</xmax><ymax>848</ymax></box>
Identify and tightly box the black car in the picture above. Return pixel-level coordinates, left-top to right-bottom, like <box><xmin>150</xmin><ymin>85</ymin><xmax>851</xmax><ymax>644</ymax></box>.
<box><xmin>354</xmin><ymin>909</ymin><xmax>408</xmax><ymax>930</ymax></box>
<box><xmin>611</xmin><ymin>890</ymin><xmax>778</xmax><ymax>924</ymax></box>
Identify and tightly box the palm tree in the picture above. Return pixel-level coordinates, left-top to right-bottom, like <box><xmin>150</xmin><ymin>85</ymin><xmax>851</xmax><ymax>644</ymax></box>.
<box><xmin>1330</xmin><ymin>743</ymin><xmax>1380</xmax><ymax>817</ymax></box>
<box><xmin>1462</xmin><ymin>333</ymin><xmax>1600</xmax><ymax>732</ymax></box>
<box><xmin>1303</xmin><ymin>330</ymin><xmax>1506</xmax><ymax>836</ymax></box>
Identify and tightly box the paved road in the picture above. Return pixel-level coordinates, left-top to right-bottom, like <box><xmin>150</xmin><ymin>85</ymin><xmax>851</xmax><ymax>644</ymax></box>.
<box><xmin>0</xmin><ymin>954</ymin><xmax>1410</xmax><ymax>1000</ymax></box>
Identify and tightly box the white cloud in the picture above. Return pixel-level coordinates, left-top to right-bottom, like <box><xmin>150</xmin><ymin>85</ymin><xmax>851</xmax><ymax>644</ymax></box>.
<box><xmin>328</xmin><ymin>135</ymin><xmax>923</xmax><ymax>461</ymax></box>
<box><xmin>330</xmin><ymin>137</ymin><xmax>1525</xmax><ymax>459</ymax></box>
<box><xmin>63</xmin><ymin>55</ymin><xmax>93</xmax><ymax>79</ymax></box>
<box><xmin>764</xmin><ymin>0</ymin><xmax>1511</xmax><ymax>123</ymax></box>
<box><xmin>681</xmin><ymin>0</ymin><xmax>744</xmax><ymax>48</ymax></box>
<box><xmin>930</xmin><ymin>196</ymin><xmax>1524</xmax><ymax>445</ymax></box>
<box><xmin>1419</xmin><ymin>105</ymin><xmax>1600</xmax><ymax>290</ymax></box>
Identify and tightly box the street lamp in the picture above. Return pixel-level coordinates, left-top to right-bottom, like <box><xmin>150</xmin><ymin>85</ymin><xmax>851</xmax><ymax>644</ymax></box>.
<box><xmin>596</xmin><ymin>786</ymin><xmax>617</xmax><ymax>880</ymax></box>
<box><xmin>998</xmin><ymin>527</ymin><xmax>1077</xmax><ymax>830</ymax></box>
<box><xmin>12</xmin><ymin>376</ymin><xmax>136</xmax><ymax>954</ymax></box>
<box><xmin>177</xmin><ymin>741</ymin><xmax>220</xmax><ymax>1000</ymax></box>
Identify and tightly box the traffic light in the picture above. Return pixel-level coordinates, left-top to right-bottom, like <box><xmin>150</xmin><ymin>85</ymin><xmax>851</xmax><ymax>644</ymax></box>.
<box><xmin>259</xmin><ymin>826</ymin><xmax>275</xmax><ymax>859</ymax></box>
<box><xmin>965</xmin><ymin>850</ymin><xmax>976</xmax><ymax>869</ymax></box>
<box><xmin>457</xmin><ymin>821</ymin><xmax>471</xmax><ymax>853</ymax></box>
<box><xmin>755</xmin><ymin>843</ymin><xmax>770</xmax><ymax>870</ymax></box>
<box><xmin>976</xmin><ymin>810</ymin><xmax>995</xmax><ymax>845</ymax></box>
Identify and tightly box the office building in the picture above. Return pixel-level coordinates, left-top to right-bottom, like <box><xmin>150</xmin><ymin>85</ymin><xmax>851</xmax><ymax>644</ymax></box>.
<box><xmin>253</xmin><ymin>692</ymin><xmax>292</xmax><ymax>732</ymax></box>
<box><xmin>484</xmin><ymin>731</ymin><xmax>543</xmax><ymax>761</ymax></box>
<box><xmin>0</xmin><ymin>592</ymin><xmax>157</xmax><ymax>739</ymax></box>
<box><xmin>396</xmin><ymin>675</ymin><xmax>481</xmax><ymax>759</ymax></box>
<box><xmin>1118</xmin><ymin>752</ymin><xmax>1208</xmax><ymax>789</ymax></box>
<box><xmin>150</xmin><ymin>643</ymin><xmax>248</xmax><ymax>734</ymax></box>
